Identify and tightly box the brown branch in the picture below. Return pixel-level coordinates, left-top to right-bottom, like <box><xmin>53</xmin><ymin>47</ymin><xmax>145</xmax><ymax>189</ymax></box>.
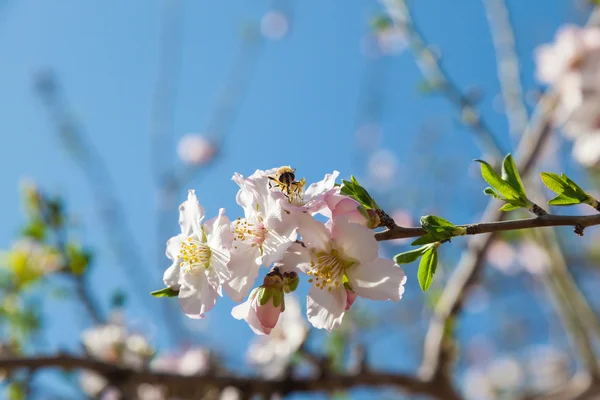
<box><xmin>375</xmin><ymin>213</ymin><xmax>600</xmax><ymax>241</ymax></box>
<box><xmin>0</xmin><ymin>354</ymin><xmax>460</xmax><ymax>400</ymax></box>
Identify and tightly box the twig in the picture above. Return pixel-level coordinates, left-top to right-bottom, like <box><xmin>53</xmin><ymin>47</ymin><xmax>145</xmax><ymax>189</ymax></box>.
<box><xmin>381</xmin><ymin>0</ymin><xmax>506</xmax><ymax>160</ymax></box>
<box><xmin>375</xmin><ymin>212</ymin><xmax>600</xmax><ymax>241</ymax></box>
<box><xmin>0</xmin><ymin>353</ymin><xmax>460</xmax><ymax>400</ymax></box>
<box><xmin>483</xmin><ymin>0</ymin><xmax>529</xmax><ymax>139</ymax></box>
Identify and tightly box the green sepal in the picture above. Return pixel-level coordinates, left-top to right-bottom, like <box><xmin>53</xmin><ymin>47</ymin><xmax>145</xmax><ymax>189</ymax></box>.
<box><xmin>272</xmin><ymin>289</ymin><xmax>284</xmax><ymax>308</ymax></box>
<box><xmin>150</xmin><ymin>287</ymin><xmax>179</xmax><ymax>298</ymax></box>
<box><xmin>418</xmin><ymin>247</ymin><xmax>438</xmax><ymax>292</ymax></box>
<box><xmin>258</xmin><ymin>287</ymin><xmax>272</xmax><ymax>305</ymax></box>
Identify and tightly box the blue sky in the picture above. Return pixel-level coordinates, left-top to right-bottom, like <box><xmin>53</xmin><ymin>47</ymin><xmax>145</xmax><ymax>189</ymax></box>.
<box><xmin>0</xmin><ymin>0</ymin><xmax>592</xmax><ymax>397</ymax></box>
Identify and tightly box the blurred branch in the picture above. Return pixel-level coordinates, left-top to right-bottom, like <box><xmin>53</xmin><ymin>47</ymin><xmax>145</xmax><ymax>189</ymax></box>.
<box><xmin>0</xmin><ymin>353</ymin><xmax>461</xmax><ymax>400</ymax></box>
<box><xmin>375</xmin><ymin>212</ymin><xmax>600</xmax><ymax>241</ymax></box>
<box><xmin>34</xmin><ymin>72</ymin><xmax>153</xmax><ymax>303</ymax></box>
<box><xmin>381</xmin><ymin>0</ymin><xmax>506</xmax><ymax>160</ymax></box>
<box><xmin>483</xmin><ymin>0</ymin><xmax>529</xmax><ymax>138</ymax></box>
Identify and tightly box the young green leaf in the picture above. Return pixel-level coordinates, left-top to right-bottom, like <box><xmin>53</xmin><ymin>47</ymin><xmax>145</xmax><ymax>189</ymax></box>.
<box><xmin>418</xmin><ymin>247</ymin><xmax>438</xmax><ymax>291</ymax></box>
<box><xmin>411</xmin><ymin>233</ymin><xmax>438</xmax><ymax>246</ymax></box>
<box><xmin>150</xmin><ymin>287</ymin><xmax>179</xmax><ymax>298</ymax></box>
<box><xmin>498</xmin><ymin>203</ymin><xmax>521</xmax><ymax>211</ymax></box>
<box><xmin>561</xmin><ymin>173</ymin><xmax>586</xmax><ymax>193</ymax></box>
<box><xmin>394</xmin><ymin>245</ymin><xmax>430</xmax><ymax>264</ymax></box>
<box><xmin>540</xmin><ymin>172</ymin><xmax>567</xmax><ymax>194</ymax></box>
<box><xmin>420</xmin><ymin>215</ymin><xmax>461</xmax><ymax>241</ymax></box>
<box><xmin>476</xmin><ymin>159</ymin><xmax>521</xmax><ymax>200</ymax></box>
<box><xmin>501</xmin><ymin>154</ymin><xmax>527</xmax><ymax>197</ymax></box>
<box><xmin>548</xmin><ymin>194</ymin><xmax>584</xmax><ymax>206</ymax></box>
<box><xmin>483</xmin><ymin>187</ymin><xmax>501</xmax><ymax>199</ymax></box>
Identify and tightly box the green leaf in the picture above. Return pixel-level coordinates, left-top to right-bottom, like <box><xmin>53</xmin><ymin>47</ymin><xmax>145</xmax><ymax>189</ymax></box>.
<box><xmin>540</xmin><ymin>172</ymin><xmax>567</xmax><ymax>193</ymax></box>
<box><xmin>340</xmin><ymin>176</ymin><xmax>380</xmax><ymax>209</ymax></box>
<box><xmin>483</xmin><ymin>187</ymin><xmax>501</xmax><ymax>199</ymax></box>
<box><xmin>561</xmin><ymin>173</ymin><xmax>586</xmax><ymax>193</ymax></box>
<box><xmin>540</xmin><ymin>172</ymin><xmax>589</xmax><ymax>204</ymax></box>
<box><xmin>501</xmin><ymin>154</ymin><xmax>527</xmax><ymax>197</ymax></box>
<box><xmin>476</xmin><ymin>159</ymin><xmax>521</xmax><ymax>200</ymax></box>
<box><xmin>498</xmin><ymin>203</ymin><xmax>521</xmax><ymax>211</ymax></box>
<box><xmin>21</xmin><ymin>219</ymin><xmax>46</xmax><ymax>240</ymax></box>
<box><xmin>418</xmin><ymin>247</ymin><xmax>438</xmax><ymax>292</ymax></box>
<box><xmin>548</xmin><ymin>194</ymin><xmax>583</xmax><ymax>206</ymax></box>
<box><xmin>411</xmin><ymin>233</ymin><xmax>438</xmax><ymax>246</ymax></box>
<box><xmin>150</xmin><ymin>287</ymin><xmax>179</xmax><ymax>298</ymax></box>
<box><xmin>420</xmin><ymin>215</ymin><xmax>458</xmax><ymax>241</ymax></box>
<box><xmin>394</xmin><ymin>245</ymin><xmax>430</xmax><ymax>264</ymax></box>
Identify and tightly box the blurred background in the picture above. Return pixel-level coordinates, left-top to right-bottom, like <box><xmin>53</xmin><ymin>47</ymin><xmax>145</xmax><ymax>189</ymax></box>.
<box><xmin>1</xmin><ymin>0</ymin><xmax>600</xmax><ymax>399</ymax></box>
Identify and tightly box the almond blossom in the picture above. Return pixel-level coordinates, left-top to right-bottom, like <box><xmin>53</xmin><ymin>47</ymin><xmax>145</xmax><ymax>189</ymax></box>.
<box><xmin>80</xmin><ymin>321</ymin><xmax>153</xmax><ymax>398</ymax></box>
<box><xmin>284</xmin><ymin>214</ymin><xmax>406</xmax><ymax>330</ymax></box>
<box><xmin>226</xmin><ymin>170</ymin><xmax>297</xmax><ymax>301</ymax></box>
<box><xmin>163</xmin><ymin>190</ymin><xmax>233</xmax><ymax>318</ymax></box>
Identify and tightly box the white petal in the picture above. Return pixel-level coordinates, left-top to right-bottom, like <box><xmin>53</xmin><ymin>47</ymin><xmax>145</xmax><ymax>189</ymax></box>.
<box><xmin>225</xmin><ymin>245</ymin><xmax>261</xmax><ymax>302</ymax></box>
<box><xmin>178</xmin><ymin>190</ymin><xmax>205</xmax><ymax>238</ymax></box>
<box><xmin>178</xmin><ymin>271</ymin><xmax>217</xmax><ymax>319</ymax></box>
<box><xmin>306</xmin><ymin>285</ymin><xmax>346</xmax><ymax>331</ymax></box>
<box><xmin>297</xmin><ymin>213</ymin><xmax>331</xmax><ymax>252</ymax></box>
<box><xmin>207</xmin><ymin>208</ymin><xmax>233</xmax><ymax>252</ymax></box>
<box><xmin>163</xmin><ymin>261</ymin><xmax>181</xmax><ymax>290</ymax></box>
<box><xmin>165</xmin><ymin>234</ymin><xmax>184</xmax><ymax>261</ymax></box>
<box><xmin>279</xmin><ymin>243</ymin><xmax>312</xmax><ymax>274</ymax></box>
<box><xmin>261</xmin><ymin>213</ymin><xmax>297</xmax><ymax>267</ymax></box>
<box><xmin>304</xmin><ymin>171</ymin><xmax>339</xmax><ymax>199</ymax></box>
<box><xmin>347</xmin><ymin>258</ymin><xmax>407</xmax><ymax>301</ymax></box>
<box><xmin>331</xmin><ymin>217</ymin><xmax>378</xmax><ymax>263</ymax></box>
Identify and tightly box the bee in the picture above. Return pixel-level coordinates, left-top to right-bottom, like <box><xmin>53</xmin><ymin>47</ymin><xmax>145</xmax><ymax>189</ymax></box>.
<box><xmin>268</xmin><ymin>166</ymin><xmax>306</xmax><ymax>199</ymax></box>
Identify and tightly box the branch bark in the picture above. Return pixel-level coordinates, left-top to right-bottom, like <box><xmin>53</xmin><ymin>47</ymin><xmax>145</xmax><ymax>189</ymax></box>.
<box><xmin>375</xmin><ymin>212</ymin><xmax>600</xmax><ymax>241</ymax></box>
<box><xmin>0</xmin><ymin>354</ymin><xmax>459</xmax><ymax>400</ymax></box>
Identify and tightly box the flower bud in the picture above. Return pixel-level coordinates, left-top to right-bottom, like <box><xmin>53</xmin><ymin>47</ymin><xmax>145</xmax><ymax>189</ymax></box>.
<box><xmin>283</xmin><ymin>271</ymin><xmax>299</xmax><ymax>293</ymax></box>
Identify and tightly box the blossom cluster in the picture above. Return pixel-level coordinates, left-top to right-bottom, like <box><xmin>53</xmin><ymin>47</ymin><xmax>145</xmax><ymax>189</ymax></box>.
<box><xmin>161</xmin><ymin>167</ymin><xmax>407</xmax><ymax>333</ymax></box>
<box><xmin>535</xmin><ymin>25</ymin><xmax>600</xmax><ymax>167</ymax></box>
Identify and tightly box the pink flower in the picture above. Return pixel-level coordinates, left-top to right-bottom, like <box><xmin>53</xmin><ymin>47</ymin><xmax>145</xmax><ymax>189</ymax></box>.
<box><xmin>283</xmin><ymin>214</ymin><xmax>407</xmax><ymax>330</ymax></box>
<box><xmin>322</xmin><ymin>188</ymin><xmax>368</xmax><ymax>226</ymax></box>
<box><xmin>225</xmin><ymin>170</ymin><xmax>297</xmax><ymax>302</ymax></box>
<box><xmin>163</xmin><ymin>191</ymin><xmax>233</xmax><ymax>319</ymax></box>
<box><xmin>177</xmin><ymin>134</ymin><xmax>217</xmax><ymax>166</ymax></box>
<box><xmin>232</xmin><ymin>287</ymin><xmax>284</xmax><ymax>335</ymax></box>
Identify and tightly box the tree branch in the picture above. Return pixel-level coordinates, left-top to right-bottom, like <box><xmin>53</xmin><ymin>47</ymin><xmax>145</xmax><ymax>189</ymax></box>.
<box><xmin>0</xmin><ymin>354</ymin><xmax>459</xmax><ymax>400</ymax></box>
<box><xmin>375</xmin><ymin>212</ymin><xmax>600</xmax><ymax>241</ymax></box>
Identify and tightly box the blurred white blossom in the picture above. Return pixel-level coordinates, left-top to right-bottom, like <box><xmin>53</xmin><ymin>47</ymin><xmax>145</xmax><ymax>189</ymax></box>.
<box><xmin>518</xmin><ymin>240</ymin><xmax>551</xmax><ymax>275</ymax></box>
<box><xmin>177</xmin><ymin>134</ymin><xmax>217</xmax><ymax>166</ymax></box>
<box><xmin>261</xmin><ymin>11</ymin><xmax>289</xmax><ymax>40</ymax></box>
<box><xmin>367</xmin><ymin>149</ymin><xmax>400</xmax><ymax>189</ymax></box>
<box><xmin>486</xmin><ymin>240</ymin><xmax>517</xmax><ymax>275</ymax></box>
<box><xmin>246</xmin><ymin>296</ymin><xmax>307</xmax><ymax>378</ymax></box>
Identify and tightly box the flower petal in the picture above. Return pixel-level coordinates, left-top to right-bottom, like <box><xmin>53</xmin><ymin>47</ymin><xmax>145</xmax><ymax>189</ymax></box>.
<box><xmin>163</xmin><ymin>261</ymin><xmax>181</xmax><ymax>290</ymax></box>
<box><xmin>297</xmin><ymin>213</ymin><xmax>331</xmax><ymax>253</ymax></box>
<box><xmin>225</xmin><ymin>244</ymin><xmax>261</xmax><ymax>302</ymax></box>
<box><xmin>279</xmin><ymin>242</ymin><xmax>312</xmax><ymax>274</ymax></box>
<box><xmin>178</xmin><ymin>271</ymin><xmax>217</xmax><ymax>319</ymax></box>
<box><xmin>166</xmin><ymin>234</ymin><xmax>184</xmax><ymax>261</ymax></box>
<box><xmin>332</xmin><ymin>217</ymin><xmax>378</xmax><ymax>264</ymax></box>
<box><xmin>347</xmin><ymin>258</ymin><xmax>407</xmax><ymax>301</ymax></box>
<box><xmin>304</xmin><ymin>171</ymin><xmax>339</xmax><ymax>199</ymax></box>
<box><xmin>306</xmin><ymin>286</ymin><xmax>346</xmax><ymax>331</ymax></box>
<box><xmin>179</xmin><ymin>190</ymin><xmax>205</xmax><ymax>238</ymax></box>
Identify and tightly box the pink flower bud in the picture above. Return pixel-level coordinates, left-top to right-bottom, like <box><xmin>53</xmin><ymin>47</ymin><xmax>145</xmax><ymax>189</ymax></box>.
<box><xmin>345</xmin><ymin>289</ymin><xmax>358</xmax><ymax>311</ymax></box>
<box><xmin>324</xmin><ymin>191</ymin><xmax>368</xmax><ymax>226</ymax></box>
